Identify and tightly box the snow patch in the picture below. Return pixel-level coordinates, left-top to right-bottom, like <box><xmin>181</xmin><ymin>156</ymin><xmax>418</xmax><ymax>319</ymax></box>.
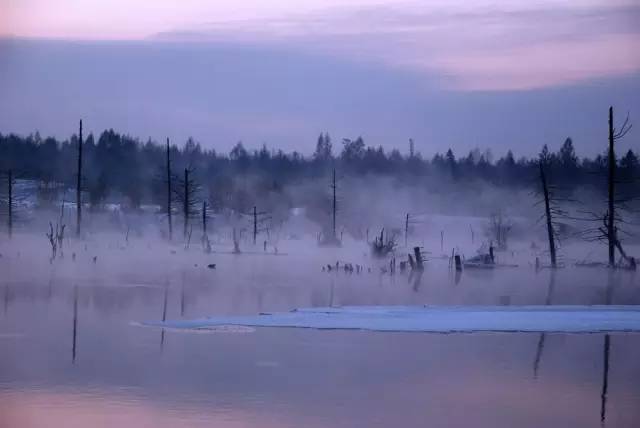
<box><xmin>140</xmin><ymin>305</ymin><xmax>640</xmax><ymax>334</ymax></box>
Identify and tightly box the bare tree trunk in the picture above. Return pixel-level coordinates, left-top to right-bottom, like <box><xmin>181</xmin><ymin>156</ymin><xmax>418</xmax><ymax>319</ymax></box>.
<box><xmin>183</xmin><ymin>168</ymin><xmax>189</xmax><ymax>239</ymax></box>
<box><xmin>76</xmin><ymin>119</ymin><xmax>83</xmax><ymax>237</ymax></box>
<box><xmin>253</xmin><ymin>205</ymin><xmax>257</xmax><ymax>245</ymax></box>
<box><xmin>166</xmin><ymin>138</ymin><xmax>173</xmax><ymax>241</ymax></box>
<box><xmin>405</xmin><ymin>213</ymin><xmax>409</xmax><ymax>247</ymax></box>
<box><xmin>539</xmin><ymin>162</ymin><xmax>556</xmax><ymax>267</ymax></box>
<box><xmin>332</xmin><ymin>168</ymin><xmax>336</xmax><ymax>240</ymax></box>
<box><xmin>607</xmin><ymin>106</ymin><xmax>616</xmax><ymax>266</ymax></box>
<box><xmin>7</xmin><ymin>169</ymin><xmax>12</xmax><ymax>239</ymax></box>
<box><xmin>202</xmin><ymin>200</ymin><xmax>207</xmax><ymax>235</ymax></box>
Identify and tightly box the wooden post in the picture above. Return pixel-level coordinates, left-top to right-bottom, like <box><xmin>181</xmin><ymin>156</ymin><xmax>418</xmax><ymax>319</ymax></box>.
<box><xmin>166</xmin><ymin>138</ymin><xmax>173</xmax><ymax>241</ymax></box>
<box><xmin>454</xmin><ymin>255</ymin><xmax>462</xmax><ymax>272</ymax></box>
<box><xmin>607</xmin><ymin>107</ymin><xmax>616</xmax><ymax>267</ymax></box>
<box><xmin>76</xmin><ymin>119</ymin><xmax>83</xmax><ymax>237</ymax></box>
<box><xmin>413</xmin><ymin>246</ymin><xmax>424</xmax><ymax>271</ymax></box>
<box><xmin>408</xmin><ymin>253</ymin><xmax>415</xmax><ymax>270</ymax></box>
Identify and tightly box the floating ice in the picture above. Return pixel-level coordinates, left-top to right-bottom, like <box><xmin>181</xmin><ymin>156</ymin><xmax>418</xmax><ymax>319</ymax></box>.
<box><xmin>141</xmin><ymin>305</ymin><xmax>640</xmax><ymax>334</ymax></box>
<box><xmin>131</xmin><ymin>321</ymin><xmax>255</xmax><ymax>334</ymax></box>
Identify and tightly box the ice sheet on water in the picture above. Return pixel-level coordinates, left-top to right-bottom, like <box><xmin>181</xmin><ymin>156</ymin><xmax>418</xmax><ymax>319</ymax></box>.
<box><xmin>130</xmin><ymin>321</ymin><xmax>255</xmax><ymax>334</ymax></box>
<box><xmin>141</xmin><ymin>305</ymin><xmax>640</xmax><ymax>333</ymax></box>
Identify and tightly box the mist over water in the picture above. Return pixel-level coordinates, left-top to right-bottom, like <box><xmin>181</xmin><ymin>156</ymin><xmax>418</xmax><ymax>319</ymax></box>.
<box><xmin>1</xmin><ymin>199</ymin><xmax>639</xmax><ymax>427</ymax></box>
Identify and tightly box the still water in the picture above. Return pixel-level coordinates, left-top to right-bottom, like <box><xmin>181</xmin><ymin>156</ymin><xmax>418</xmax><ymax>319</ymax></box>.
<box><xmin>1</xmin><ymin>248</ymin><xmax>639</xmax><ymax>428</ymax></box>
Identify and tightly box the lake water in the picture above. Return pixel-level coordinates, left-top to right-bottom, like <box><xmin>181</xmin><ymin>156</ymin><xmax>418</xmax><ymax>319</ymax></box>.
<box><xmin>1</xmin><ymin>240</ymin><xmax>639</xmax><ymax>428</ymax></box>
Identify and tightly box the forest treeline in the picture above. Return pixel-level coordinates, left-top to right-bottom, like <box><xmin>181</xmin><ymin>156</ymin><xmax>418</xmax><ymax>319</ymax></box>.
<box><xmin>0</xmin><ymin>129</ymin><xmax>638</xmax><ymax>215</ymax></box>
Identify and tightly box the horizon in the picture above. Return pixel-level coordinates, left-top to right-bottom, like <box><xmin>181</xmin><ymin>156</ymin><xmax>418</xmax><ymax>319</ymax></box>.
<box><xmin>2</xmin><ymin>120</ymin><xmax>637</xmax><ymax>162</ymax></box>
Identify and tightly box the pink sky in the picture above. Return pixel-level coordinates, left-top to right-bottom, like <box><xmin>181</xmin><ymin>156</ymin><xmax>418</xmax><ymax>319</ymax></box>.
<box><xmin>2</xmin><ymin>0</ymin><xmax>639</xmax><ymax>90</ymax></box>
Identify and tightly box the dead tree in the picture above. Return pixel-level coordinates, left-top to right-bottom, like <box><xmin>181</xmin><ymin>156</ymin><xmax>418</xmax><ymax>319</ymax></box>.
<box><xmin>46</xmin><ymin>222</ymin><xmax>65</xmax><ymax>262</ymax></box>
<box><xmin>57</xmin><ymin>222</ymin><xmax>66</xmax><ymax>258</ymax></box>
<box><xmin>539</xmin><ymin>162</ymin><xmax>556</xmax><ymax>267</ymax></box>
<box><xmin>76</xmin><ymin>119</ymin><xmax>83</xmax><ymax>237</ymax></box>
<box><xmin>371</xmin><ymin>228</ymin><xmax>397</xmax><ymax>258</ymax></box>
<box><xmin>331</xmin><ymin>168</ymin><xmax>337</xmax><ymax>241</ymax></box>
<box><xmin>1</xmin><ymin>169</ymin><xmax>27</xmax><ymax>238</ymax></box>
<box><xmin>7</xmin><ymin>169</ymin><xmax>12</xmax><ymax>239</ymax></box>
<box><xmin>485</xmin><ymin>211</ymin><xmax>513</xmax><ymax>250</ymax></box>
<box><xmin>405</xmin><ymin>213</ymin><xmax>409</xmax><ymax>247</ymax></box>
<box><xmin>232</xmin><ymin>227</ymin><xmax>241</xmax><ymax>254</ymax></box>
<box><xmin>183</xmin><ymin>168</ymin><xmax>190</xmax><ymax>238</ymax></box>
<box><xmin>201</xmin><ymin>200</ymin><xmax>212</xmax><ymax>252</ymax></box>
<box><xmin>319</xmin><ymin>168</ymin><xmax>341</xmax><ymax>246</ymax></box>
<box><xmin>606</xmin><ymin>106</ymin><xmax>634</xmax><ymax>266</ymax></box>
<box><xmin>535</xmin><ymin>160</ymin><xmax>571</xmax><ymax>268</ymax></box>
<box><xmin>166</xmin><ymin>138</ymin><xmax>173</xmax><ymax>241</ymax></box>
<box><xmin>176</xmin><ymin>167</ymin><xmax>200</xmax><ymax>241</ymax></box>
<box><xmin>253</xmin><ymin>205</ymin><xmax>258</xmax><ymax>244</ymax></box>
<box><xmin>607</xmin><ymin>107</ymin><xmax>616</xmax><ymax>266</ymax></box>
<box><xmin>578</xmin><ymin>107</ymin><xmax>634</xmax><ymax>268</ymax></box>
<box><xmin>202</xmin><ymin>200</ymin><xmax>208</xmax><ymax>236</ymax></box>
<box><xmin>245</xmin><ymin>206</ymin><xmax>270</xmax><ymax>246</ymax></box>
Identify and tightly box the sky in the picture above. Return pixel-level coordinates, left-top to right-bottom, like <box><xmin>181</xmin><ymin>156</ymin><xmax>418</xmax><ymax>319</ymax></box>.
<box><xmin>1</xmin><ymin>0</ymin><xmax>639</xmax><ymax>157</ymax></box>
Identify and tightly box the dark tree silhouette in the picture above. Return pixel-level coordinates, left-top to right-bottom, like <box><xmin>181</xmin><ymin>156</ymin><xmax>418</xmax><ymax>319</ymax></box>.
<box><xmin>331</xmin><ymin>168</ymin><xmax>337</xmax><ymax>241</ymax></box>
<box><xmin>0</xmin><ymin>121</ymin><xmax>638</xmax><ymax>248</ymax></box>
<box><xmin>535</xmin><ymin>155</ymin><xmax>571</xmax><ymax>268</ymax></box>
<box><xmin>539</xmin><ymin>162</ymin><xmax>557</xmax><ymax>267</ymax></box>
<box><xmin>166</xmin><ymin>138</ymin><xmax>173</xmax><ymax>241</ymax></box>
<box><xmin>176</xmin><ymin>167</ymin><xmax>200</xmax><ymax>241</ymax></box>
<box><xmin>76</xmin><ymin>119</ymin><xmax>83</xmax><ymax>237</ymax></box>
<box><xmin>6</xmin><ymin>169</ymin><xmax>13</xmax><ymax>239</ymax></box>
<box><xmin>578</xmin><ymin>107</ymin><xmax>634</xmax><ymax>267</ymax></box>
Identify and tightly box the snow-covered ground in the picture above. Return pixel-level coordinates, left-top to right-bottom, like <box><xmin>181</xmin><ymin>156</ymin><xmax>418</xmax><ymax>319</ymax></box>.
<box><xmin>145</xmin><ymin>305</ymin><xmax>640</xmax><ymax>333</ymax></box>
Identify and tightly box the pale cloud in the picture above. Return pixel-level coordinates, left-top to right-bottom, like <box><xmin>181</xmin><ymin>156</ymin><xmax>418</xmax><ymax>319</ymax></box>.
<box><xmin>433</xmin><ymin>33</ymin><xmax>640</xmax><ymax>90</ymax></box>
<box><xmin>2</xmin><ymin>0</ymin><xmax>639</xmax><ymax>90</ymax></box>
<box><xmin>153</xmin><ymin>1</ymin><xmax>640</xmax><ymax>90</ymax></box>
